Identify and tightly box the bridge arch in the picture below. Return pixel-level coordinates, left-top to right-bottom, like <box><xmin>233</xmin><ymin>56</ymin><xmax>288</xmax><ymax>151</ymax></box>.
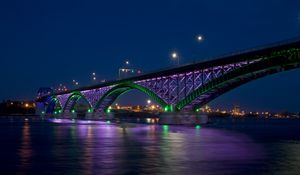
<box><xmin>176</xmin><ymin>50</ymin><xmax>300</xmax><ymax>111</ymax></box>
<box><xmin>62</xmin><ymin>91</ymin><xmax>92</xmax><ymax>112</ymax></box>
<box><xmin>94</xmin><ymin>82</ymin><xmax>169</xmax><ymax>112</ymax></box>
<box><xmin>46</xmin><ymin>96</ymin><xmax>62</xmax><ymax>114</ymax></box>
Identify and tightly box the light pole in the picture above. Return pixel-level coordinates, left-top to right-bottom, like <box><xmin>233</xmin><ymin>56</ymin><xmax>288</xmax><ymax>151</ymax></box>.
<box><xmin>92</xmin><ymin>72</ymin><xmax>97</xmax><ymax>82</ymax></box>
<box><xmin>72</xmin><ymin>80</ymin><xmax>79</xmax><ymax>86</ymax></box>
<box><xmin>171</xmin><ymin>52</ymin><xmax>179</xmax><ymax>66</ymax></box>
<box><xmin>118</xmin><ymin>68</ymin><xmax>125</xmax><ymax>79</ymax></box>
<box><xmin>197</xmin><ymin>35</ymin><xmax>203</xmax><ymax>42</ymax></box>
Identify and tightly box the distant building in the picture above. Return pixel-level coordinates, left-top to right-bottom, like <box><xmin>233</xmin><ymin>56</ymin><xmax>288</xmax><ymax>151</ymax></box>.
<box><xmin>0</xmin><ymin>100</ymin><xmax>36</xmax><ymax>115</ymax></box>
<box><xmin>118</xmin><ymin>61</ymin><xmax>142</xmax><ymax>79</ymax></box>
<box><xmin>118</xmin><ymin>68</ymin><xmax>142</xmax><ymax>79</ymax></box>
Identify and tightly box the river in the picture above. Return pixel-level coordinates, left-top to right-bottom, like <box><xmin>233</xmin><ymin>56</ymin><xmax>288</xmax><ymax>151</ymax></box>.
<box><xmin>0</xmin><ymin>116</ymin><xmax>300</xmax><ymax>175</ymax></box>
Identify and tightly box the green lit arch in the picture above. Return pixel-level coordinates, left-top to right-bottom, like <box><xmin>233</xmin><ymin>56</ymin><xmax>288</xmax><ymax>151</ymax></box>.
<box><xmin>46</xmin><ymin>96</ymin><xmax>62</xmax><ymax>113</ymax></box>
<box><xmin>94</xmin><ymin>82</ymin><xmax>169</xmax><ymax>112</ymax></box>
<box><xmin>62</xmin><ymin>91</ymin><xmax>92</xmax><ymax>112</ymax></box>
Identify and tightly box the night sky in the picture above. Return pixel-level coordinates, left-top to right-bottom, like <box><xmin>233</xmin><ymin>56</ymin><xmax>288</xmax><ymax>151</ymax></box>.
<box><xmin>1</xmin><ymin>0</ymin><xmax>300</xmax><ymax>112</ymax></box>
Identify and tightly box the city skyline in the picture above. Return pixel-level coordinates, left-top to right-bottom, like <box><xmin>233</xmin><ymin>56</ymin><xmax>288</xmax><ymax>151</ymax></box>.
<box><xmin>1</xmin><ymin>0</ymin><xmax>300</xmax><ymax>112</ymax></box>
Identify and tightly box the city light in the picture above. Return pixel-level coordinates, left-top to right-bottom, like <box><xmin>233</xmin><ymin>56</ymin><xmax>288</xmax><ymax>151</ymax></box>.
<box><xmin>92</xmin><ymin>72</ymin><xmax>96</xmax><ymax>81</ymax></box>
<box><xmin>147</xmin><ymin>99</ymin><xmax>151</xmax><ymax>104</ymax></box>
<box><xmin>72</xmin><ymin>80</ymin><xmax>79</xmax><ymax>86</ymax></box>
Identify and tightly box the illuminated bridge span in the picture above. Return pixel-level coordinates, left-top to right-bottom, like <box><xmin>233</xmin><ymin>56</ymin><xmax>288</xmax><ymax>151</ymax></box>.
<box><xmin>38</xmin><ymin>38</ymin><xmax>300</xmax><ymax>115</ymax></box>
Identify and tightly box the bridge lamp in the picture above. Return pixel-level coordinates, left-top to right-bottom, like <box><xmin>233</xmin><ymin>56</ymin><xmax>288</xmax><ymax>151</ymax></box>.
<box><xmin>171</xmin><ymin>52</ymin><xmax>177</xmax><ymax>59</ymax></box>
<box><xmin>171</xmin><ymin>52</ymin><xmax>179</xmax><ymax>65</ymax></box>
<box><xmin>197</xmin><ymin>35</ymin><xmax>203</xmax><ymax>42</ymax></box>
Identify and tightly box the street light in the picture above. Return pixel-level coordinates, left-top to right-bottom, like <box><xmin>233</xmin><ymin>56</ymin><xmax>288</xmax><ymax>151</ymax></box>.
<box><xmin>171</xmin><ymin>52</ymin><xmax>179</xmax><ymax>66</ymax></box>
<box><xmin>197</xmin><ymin>35</ymin><xmax>203</xmax><ymax>42</ymax></box>
<box><xmin>125</xmin><ymin>61</ymin><xmax>129</xmax><ymax>65</ymax></box>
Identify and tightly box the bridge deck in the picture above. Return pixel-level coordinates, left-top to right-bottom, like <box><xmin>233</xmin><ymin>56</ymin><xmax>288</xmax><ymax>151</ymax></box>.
<box><xmin>44</xmin><ymin>37</ymin><xmax>300</xmax><ymax>98</ymax></box>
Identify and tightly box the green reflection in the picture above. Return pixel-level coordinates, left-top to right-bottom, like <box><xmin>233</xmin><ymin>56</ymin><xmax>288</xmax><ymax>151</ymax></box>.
<box><xmin>163</xmin><ymin>125</ymin><xmax>169</xmax><ymax>135</ymax></box>
<box><xmin>195</xmin><ymin>125</ymin><xmax>201</xmax><ymax>129</ymax></box>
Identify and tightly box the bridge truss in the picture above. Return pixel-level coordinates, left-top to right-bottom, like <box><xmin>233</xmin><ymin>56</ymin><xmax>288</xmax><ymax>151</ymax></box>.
<box><xmin>39</xmin><ymin>39</ymin><xmax>300</xmax><ymax>115</ymax></box>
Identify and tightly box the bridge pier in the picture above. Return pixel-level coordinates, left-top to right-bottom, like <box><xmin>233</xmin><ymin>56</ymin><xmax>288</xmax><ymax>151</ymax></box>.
<box><xmin>35</xmin><ymin>102</ymin><xmax>46</xmax><ymax>115</ymax></box>
<box><xmin>158</xmin><ymin>112</ymin><xmax>208</xmax><ymax>125</ymax></box>
<box><xmin>85</xmin><ymin>112</ymin><xmax>94</xmax><ymax>120</ymax></box>
<box><xmin>60</xmin><ymin>112</ymin><xmax>77</xmax><ymax>119</ymax></box>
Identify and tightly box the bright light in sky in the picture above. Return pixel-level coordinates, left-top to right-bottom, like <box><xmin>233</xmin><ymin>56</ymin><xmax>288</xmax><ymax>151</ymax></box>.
<box><xmin>171</xmin><ymin>52</ymin><xmax>177</xmax><ymax>59</ymax></box>
<box><xmin>197</xmin><ymin>35</ymin><xmax>203</xmax><ymax>41</ymax></box>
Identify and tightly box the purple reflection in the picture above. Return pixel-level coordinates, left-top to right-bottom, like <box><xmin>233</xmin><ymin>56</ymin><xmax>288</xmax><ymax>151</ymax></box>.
<box><xmin>16</xmin><ymin>121</ymin><xmax>266</xmax><ymax>174</ymax></box>
<box><xmin>48</xmin><ymin>118</ymin><xmax>107</xmax><ymax>125</ymax></box>
<box><xmin>17</xmin><ymin>122</ymin><xmax>32</xmax><ymax>173</ymax></box>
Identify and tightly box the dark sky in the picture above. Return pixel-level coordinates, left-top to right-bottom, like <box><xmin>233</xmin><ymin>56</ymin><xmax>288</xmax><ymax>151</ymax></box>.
<box><xmin>1</xmin><ymin>0</ymin><xmax>300</xmax><ymax>112</ymax></box>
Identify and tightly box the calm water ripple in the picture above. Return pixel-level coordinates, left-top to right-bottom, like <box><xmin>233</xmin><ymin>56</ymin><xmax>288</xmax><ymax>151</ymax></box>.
<box><xmin>0</xmin><ymin>117</ymin><xmax>300</xmax><ymax>175</ymax></box>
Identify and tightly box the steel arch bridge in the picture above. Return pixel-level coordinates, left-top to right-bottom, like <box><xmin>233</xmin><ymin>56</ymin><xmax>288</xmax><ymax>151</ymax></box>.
<box><xmin>37</xmin><ymin>38</ymin><xmax>300</xmax><ymax>115</ymax></box>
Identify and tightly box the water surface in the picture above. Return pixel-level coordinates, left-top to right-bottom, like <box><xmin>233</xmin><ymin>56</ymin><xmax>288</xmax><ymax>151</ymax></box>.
<box><xmin>0</xmin><ymin>117</ymin><xmax>300</xmax><ymax>175</ymax></box>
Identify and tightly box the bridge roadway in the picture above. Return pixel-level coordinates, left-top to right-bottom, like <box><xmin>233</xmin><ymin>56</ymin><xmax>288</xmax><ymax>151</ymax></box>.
<box><xmin>36</xmin><ymin>37</ymin><xmax>300</xmax><ymax>117</ymax></box>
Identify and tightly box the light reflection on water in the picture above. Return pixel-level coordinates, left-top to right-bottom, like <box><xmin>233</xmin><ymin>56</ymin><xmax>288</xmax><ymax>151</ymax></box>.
<box><xmin>0</xmin><ymin>118</ymin><xmax>300</xmax><ymax>174</ymax></box>
<box><xmin>18</xmin><ymin>122</ymin><xmax>32</xmax><ymax>173</ymax></box>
